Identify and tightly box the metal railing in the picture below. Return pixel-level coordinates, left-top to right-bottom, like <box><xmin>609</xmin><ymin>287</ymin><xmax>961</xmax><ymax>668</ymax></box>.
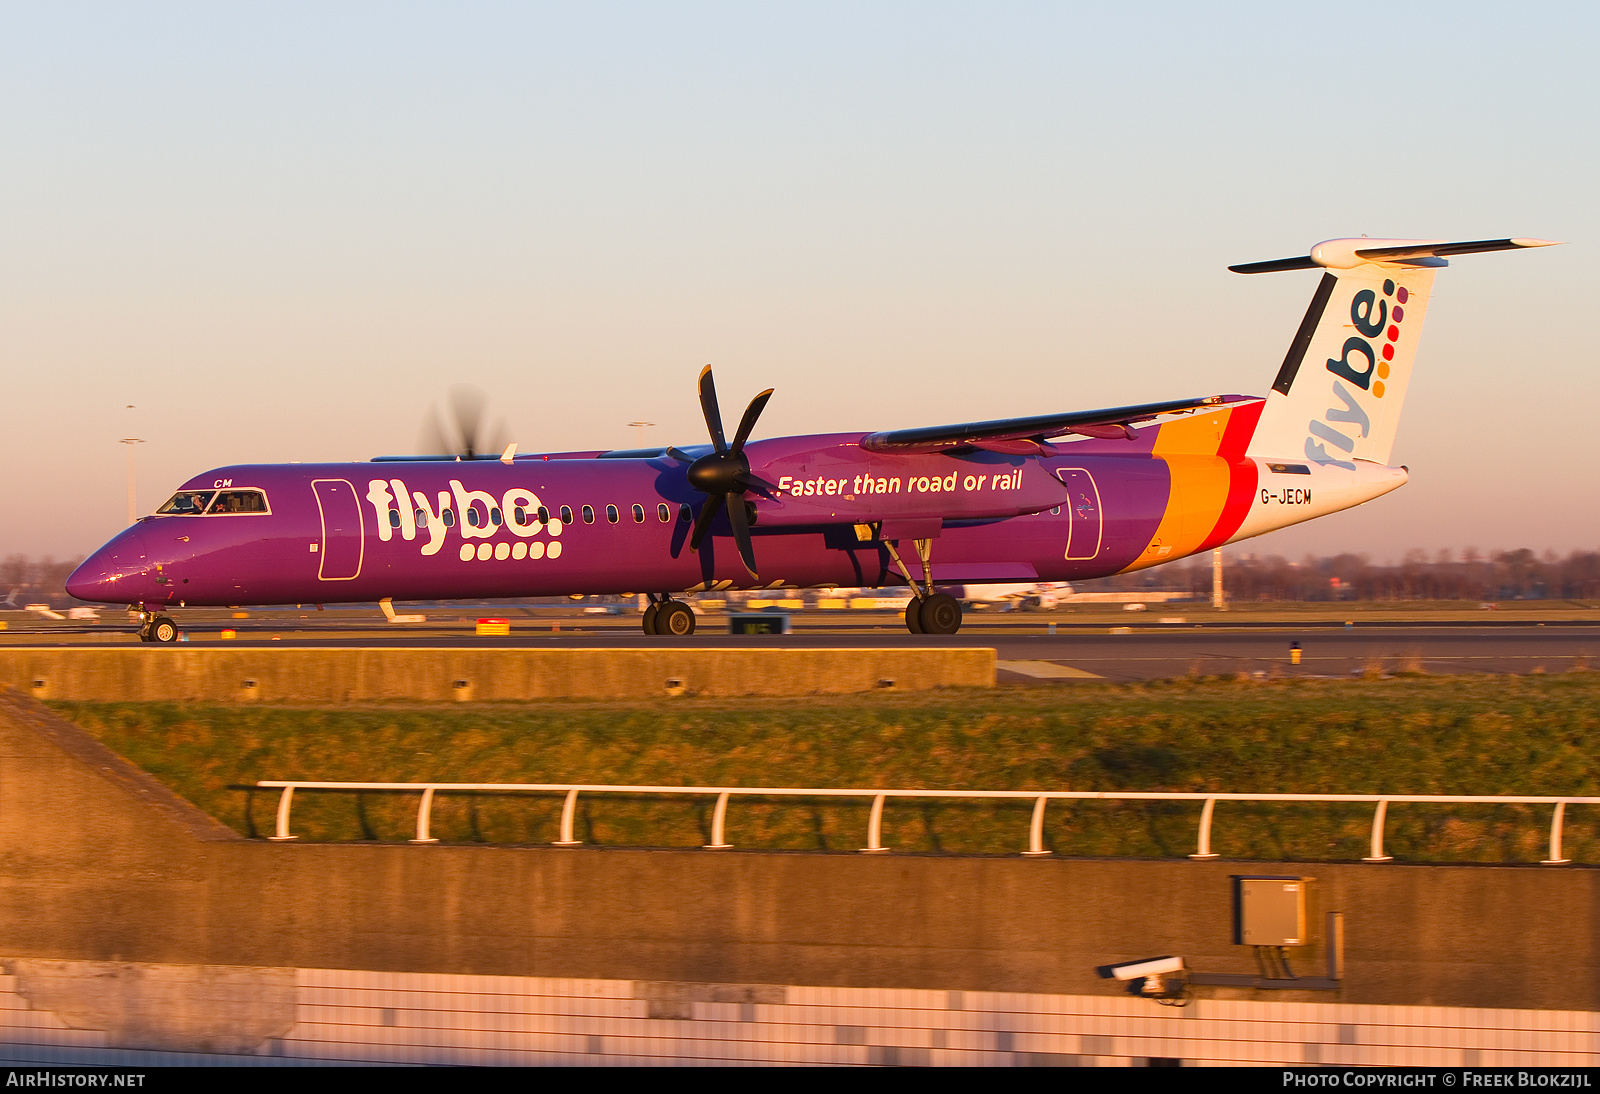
<box><xmin>255</xmin><ymin>781</ymin><xmax>1598</xmax><ymax>864</ymax></box>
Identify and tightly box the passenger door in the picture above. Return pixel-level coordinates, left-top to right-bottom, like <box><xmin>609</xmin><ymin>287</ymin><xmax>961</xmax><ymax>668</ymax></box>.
<box><xmin>312</xmin><ymin>479</ymin><xmax>364</xmax><ymax>580</ymax></box>
<box><xmin>1057</xmin><ymin>468</ymin><xmax>1103</xmax><ymax>561</ymax></box>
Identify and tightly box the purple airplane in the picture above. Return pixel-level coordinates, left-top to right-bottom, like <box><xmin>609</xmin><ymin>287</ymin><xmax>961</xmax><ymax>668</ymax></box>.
<box><xmin>68</xmin><ymin>237</ymin><xmax>1557</xmax><ymax>641</ymax></box>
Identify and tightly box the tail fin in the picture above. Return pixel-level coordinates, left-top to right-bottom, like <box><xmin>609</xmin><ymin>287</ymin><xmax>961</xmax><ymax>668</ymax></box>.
<box><xmin>1238</xmin><ymin>237</ymin><xmax>1558</xmax><ymax>466</ymax></box>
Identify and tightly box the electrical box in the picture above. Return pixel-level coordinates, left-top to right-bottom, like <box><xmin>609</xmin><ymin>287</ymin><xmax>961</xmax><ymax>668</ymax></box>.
<box><xmin>728</xmin><ymin>612</ymin><xmax>792</xmax><ymax>635</ymax></box>
<box><xmin>1235</xmin><ymin>876</ymin><xmax>1307</xmax><ymax>946</ymax></box>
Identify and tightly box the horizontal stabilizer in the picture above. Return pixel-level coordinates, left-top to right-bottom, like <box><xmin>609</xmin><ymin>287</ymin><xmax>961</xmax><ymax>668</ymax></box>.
<box><xmin>1227</xmin><ymin>255</ymin><xmax>1320</xmax><ymax>275</ymax></box>
<box><xmin>861</xmin><ymin>394</ymin><xmax>1257</xmax><ymax>454</ymax></box>
<box><xmin>1231</xmin><ymin>237</ymin><xmax>1561</xmax><ymax>274</ymax></box>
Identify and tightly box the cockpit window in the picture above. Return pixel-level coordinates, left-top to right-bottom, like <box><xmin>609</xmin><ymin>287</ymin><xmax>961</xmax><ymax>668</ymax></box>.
<box><xmin>209</xmin><ymin>489</ymin><xmax>270</xmax><ymax>514</ymax></box>
<box><xmin>156</xmin><ymin>490</ymin><xmax>216</xmax><ymax>515</ymax></box>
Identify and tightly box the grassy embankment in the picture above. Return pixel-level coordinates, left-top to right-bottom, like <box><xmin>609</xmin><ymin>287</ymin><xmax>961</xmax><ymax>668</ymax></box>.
<box><xmin>53</xmin><ymin>673</ymin><xmax>1600</xmax><ymax>863</ymax></box>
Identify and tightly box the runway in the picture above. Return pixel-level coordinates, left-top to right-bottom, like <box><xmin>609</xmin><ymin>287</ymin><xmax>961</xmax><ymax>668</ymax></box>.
<box><xmin>4</xmin><ymin>612</ymin><xmax>1594</xmax><ymax>682</ymax></box>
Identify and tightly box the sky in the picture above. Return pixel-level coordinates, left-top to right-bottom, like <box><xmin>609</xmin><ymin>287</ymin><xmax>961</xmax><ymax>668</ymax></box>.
<box><xmin>2</xmin><ymin>2</ymin><xmax>1596</xmax><ymax>563</ymax></box>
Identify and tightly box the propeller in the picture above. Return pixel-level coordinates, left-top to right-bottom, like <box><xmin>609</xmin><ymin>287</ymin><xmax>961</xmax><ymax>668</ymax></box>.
<box><xmin>419</xmin><ymin>385</ymin><xmax>511</xmax><ymax>460</ymax></box>
<box><xmin>668</xmin><ymin>366</ymin><xmax>773</xmax><ymax>579</ymax></box>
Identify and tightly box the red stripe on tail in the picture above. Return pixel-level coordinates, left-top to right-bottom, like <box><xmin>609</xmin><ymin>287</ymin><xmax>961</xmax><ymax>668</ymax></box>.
<box><xmin>1199</xmin><ymin>401</ymin><xmax>1264</xmax><ymax>550</ymax></box>
<box><xmin>1216</xmin><ymin>400</ymin><xmax>1263</xmax><ymax>461</ymax></box>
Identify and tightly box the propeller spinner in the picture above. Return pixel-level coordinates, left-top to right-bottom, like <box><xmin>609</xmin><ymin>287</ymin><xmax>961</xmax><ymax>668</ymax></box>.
<box><xmin>667</xmin><ymin>366</ymin><xmax>773</xmax><ymax>580</ymax></box>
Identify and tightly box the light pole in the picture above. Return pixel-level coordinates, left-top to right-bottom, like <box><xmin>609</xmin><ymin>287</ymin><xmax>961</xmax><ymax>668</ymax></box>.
<box><xmin>120</xmin><ymin>439</ymin><xmax>145</xmax><ymax>525</ymax></box>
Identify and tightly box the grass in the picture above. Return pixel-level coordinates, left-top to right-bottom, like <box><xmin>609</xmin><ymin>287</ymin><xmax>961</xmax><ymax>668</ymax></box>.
<box><xmin>51</xmin><ymin>672</ymin><xmax>1600</xmax><ymax>863</ymax></box>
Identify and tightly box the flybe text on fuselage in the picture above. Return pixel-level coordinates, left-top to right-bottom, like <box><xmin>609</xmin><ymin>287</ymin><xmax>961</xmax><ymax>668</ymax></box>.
<box><xmin>364</xmin><ymin>477</ymin><xmax>563</xmax><ymax>561</ymax></box>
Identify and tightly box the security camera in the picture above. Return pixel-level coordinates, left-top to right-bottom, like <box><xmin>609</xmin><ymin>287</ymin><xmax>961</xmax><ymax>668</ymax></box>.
<box><xmin>1100</xmin><ymin>955</ymin><xmax>1185</xmax><ymax>982</ymax></box>
<box><xmin>1096</xmin><ymin>956</ymin><xmax>1188</xmax><ymax>1003</ymax></box>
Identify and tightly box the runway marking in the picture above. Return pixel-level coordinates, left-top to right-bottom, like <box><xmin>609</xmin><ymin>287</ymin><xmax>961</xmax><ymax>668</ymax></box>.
<box><xmin>996</xmin><ymin>660</ymin><xmax>1103</xmax><ymax>679</ymax></box>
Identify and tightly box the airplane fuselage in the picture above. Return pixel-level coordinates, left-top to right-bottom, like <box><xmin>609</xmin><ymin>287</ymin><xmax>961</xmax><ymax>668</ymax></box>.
<box><xmin>66</xmin><ymin>412</ymin><xmax>1405</xmax><ymax>609</ymax></box>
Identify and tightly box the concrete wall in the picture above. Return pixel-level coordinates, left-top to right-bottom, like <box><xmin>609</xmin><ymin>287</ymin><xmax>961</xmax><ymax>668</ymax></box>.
<box><xmin>0</xmin><ymin>688</ymin><xmax>1595</xmax><ymax>1018</ymax></box>
<box><xmin>0</xmin><ymin>646</ymin><xmax>994</xmax><ymax>701</ymax></box>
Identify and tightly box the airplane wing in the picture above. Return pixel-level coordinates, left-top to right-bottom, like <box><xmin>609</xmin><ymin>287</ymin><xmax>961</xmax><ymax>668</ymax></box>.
<box><xmin>859</xmin><ymin>394</ymin><xmax>1257</xmax><ymax>455</ymax></box>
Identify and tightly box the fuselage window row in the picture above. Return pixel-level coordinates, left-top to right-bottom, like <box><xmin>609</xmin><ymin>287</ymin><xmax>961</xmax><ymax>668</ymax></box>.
<box><xmin>394</xmin><ymin>498</ymin><xmax>687</xmax><ymax>534</ymax></box>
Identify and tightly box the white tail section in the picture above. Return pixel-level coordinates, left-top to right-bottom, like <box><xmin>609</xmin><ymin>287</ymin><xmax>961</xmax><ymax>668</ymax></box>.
<box><xmin>1247</xmin><ymin>265</ymin><xmax>1435</xmax><ymax>466</ymax></box>
<box><xmin>1237</xmin><ymin>236</ymin><xmax>1558</xmax><ymax>466</ymax></box>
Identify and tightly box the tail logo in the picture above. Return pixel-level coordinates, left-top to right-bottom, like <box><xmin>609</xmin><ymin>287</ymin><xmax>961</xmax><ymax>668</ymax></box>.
<box><xmin>1306</xmin><ymin>278</ymin><xmax>1410</xmax><ymax>469</ymax></box>
<box><xmin>1327</xmin><ymin>279</ymin><xmax>1407</xmax><ymax>398</ymax></box>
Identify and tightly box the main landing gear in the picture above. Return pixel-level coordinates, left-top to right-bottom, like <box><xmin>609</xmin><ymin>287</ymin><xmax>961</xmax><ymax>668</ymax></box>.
<box><xmin>905</xmin><ymin>593</ymin><xmax>963</xmax><ymax>635</ymax></box>
<box><xmin>641</xmin><ymin>593</ymin><xmax>696</xmax><ymax>636</ymax></box>
<box><xmin>884</xmin><ymin>537</ymin><xmax>963</xmax><ymax>635</ymax></box>
<box><xmin>135</xmin><ymin>609</ymin><xmax>179</xmax><ymax>644</ymax></box>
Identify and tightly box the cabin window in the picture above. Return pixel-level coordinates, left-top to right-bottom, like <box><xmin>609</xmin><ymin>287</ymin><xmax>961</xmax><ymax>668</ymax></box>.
<box><xmin>443</xmin><ymin>508</ymin><xmax>456</xmax><ymax>527</ymax></box>
<box><xmin>513</xmin><ymin>505</ymin><xmax>526</xmax><ymax>524</ymax></box>
<box><xmin>560</xmin><ymin>505</ymin><xmax>573</xmax><ymax>524</ymax></box>
<box><xmin>490</xmin><ymin>506</ymin><xmax>503</xmax><ymax>526</ymax></box>
<box><xmin>606</xmin><ymin>504</ymin><xmax>619</xmax><ymax>524</ymax></box>
<box><xmin>388</xmin><ymin>509</ymin><xmax>402</xmax><ymax>529</ymax></box>
<box><xmin>657</xmin><ymin>503</ymin><xmax>670</xmax><ymax>523</ymax></box>
<box><xmin>466</xmin><ymin>506</ymin><xmax>481</xmax><ymax>528</ymax></box>
<box><xmin>582</xmin><ymin>505</ymin><xmax>594</xmax><ymax>524</ymax></box>
<box><xmin>209</xmin><ymin>489</ymin><xmax>270</xmax><ymax>514</ymax></box>
<box><xmin>632</xmin><ymin>504</ymin><xmax>645</xmax><ymax>523</ymax></box>
<box><xmin>416</xmin><ymin>509</ymin><xmax>428</xmax><ymax>528</ymax></box>
<box><xmin>1052</xmin><ymin>506</ymin><xmax>1061</xmax><ymax>516</ymax></box>
<box><xmin>156</xmin><ymin>490</ymin><xmax>216</xmax><ymax>515</ymax></box>
<box><xmin>537</xmin><ymin>506</ymin><xmax>549</xmax><ymax>524</ymax></box>
<box><xmin>679</xmin><ymin>503</ymin><xmax>692</xmax><ymax>522</ymax></box>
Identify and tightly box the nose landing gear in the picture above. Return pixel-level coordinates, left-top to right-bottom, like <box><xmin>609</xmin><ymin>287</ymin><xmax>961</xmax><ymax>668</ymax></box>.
<box><xmin>135</xmin><ymin>609</ymin><xmax>179</xmax><ymax>643</ymax></box>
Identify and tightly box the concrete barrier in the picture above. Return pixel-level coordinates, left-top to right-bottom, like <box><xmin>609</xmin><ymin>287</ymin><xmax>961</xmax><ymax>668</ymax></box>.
<box><xmin>0</xmin><ymin>646</ymin><xmax>995</xmax><ymax>702</ymax></box>
<box><xmin>1</xmin><ymin>961</ymin><xmax>1595</xmax><ymax>1066</ymax></box>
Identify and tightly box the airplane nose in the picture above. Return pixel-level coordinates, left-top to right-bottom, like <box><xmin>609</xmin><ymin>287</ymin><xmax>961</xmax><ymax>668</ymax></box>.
<box><xmin>66</xmin><ymin>531</ymin><xmax>149</xmax><ymax>603</ymax></box>
<box><xmin>66</xmin><ymin>551</ymin><xmax>121</xmax><ymax>602</ymax></box>
<box><xmin>65</xmin><ymin>556</ymin><xmax>112</xmax><ymax>602</ymax></box>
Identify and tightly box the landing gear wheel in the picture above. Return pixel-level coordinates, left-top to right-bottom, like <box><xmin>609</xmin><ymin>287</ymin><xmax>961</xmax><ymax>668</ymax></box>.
<box><xmin>918</xmin><ymin>593</ymin><xmax>963</xmax><ymax>635</ymax></box>
<box><xmin>641</xmin><ymin>604</ymin><xmax>659</xmax><ymax>635</ymax></box>
<box><xmin>148</xmin><ymin>616</ymin><xmax>179</xmax><ymax>644</ymax></box>
<box><xmin>904</xmin><ymin>599</ymin><xmax>926</xmax><ymax>634</ymax></box>
<box><xmin>656</xmin><ymin>601</ymin><xmax>696</xmax><ymax>636</ymax></box>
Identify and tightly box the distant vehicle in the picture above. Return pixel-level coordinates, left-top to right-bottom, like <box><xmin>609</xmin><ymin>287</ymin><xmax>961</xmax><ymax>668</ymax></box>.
<box><xmin>952</xmin><ymin>583</ymin><xmax>1070</xmax><ymax>611</ymax></box>
<box><xmin>66</xmin><ymin>237</ymin><xmax>1557</xmax><ymax>640</ymax></box>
